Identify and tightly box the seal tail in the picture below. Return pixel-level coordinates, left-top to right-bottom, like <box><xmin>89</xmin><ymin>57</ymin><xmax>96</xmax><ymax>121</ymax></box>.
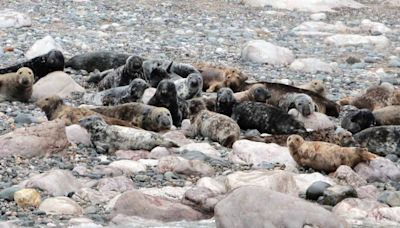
<box><xmin>222</xmin><ymin>134</ymin><xmax>237</xmax><ymax>148</ymax></box>
<box><xmin>359</xmin><ymin>148</ymin><xmax>378</xmax><ymax>161</ymax></box>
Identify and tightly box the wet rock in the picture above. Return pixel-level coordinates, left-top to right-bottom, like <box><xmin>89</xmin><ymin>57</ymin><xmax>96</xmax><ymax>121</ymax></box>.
<box><xmin>39</xmin><ymin>197</ymin><xmax>83</xmax><ymax>215</ymax></box>
<box><xmin>241</xmin><ymin>40</ymin><xmax>294</xmax><ymax>65</ymax></box>
<box><xmin>14</xmin><ymin>188</ymin><xmax>41</xmax><ymax>208</ymax></box>
<box><xmin>306</xmin><ymin>181</ymin><xmax>331</xmax><ymax>201</ymax></box>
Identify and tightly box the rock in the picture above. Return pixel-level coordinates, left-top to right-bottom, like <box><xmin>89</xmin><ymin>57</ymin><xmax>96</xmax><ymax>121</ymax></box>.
<box><xmin>333</xmin><ymin>165</ymin><xmax>367</xmax><ymax>188</ymax></box>
<box><xmin>14</xmin><ymin>188</ymin><xmax>41</xmax><ymax>208</ymax></box>
<box><xmin>110</xmin><ymin>214</ymin><xmax>215</xmax><ymax>227</ymax></box>
<box><xmin>25</xmin><ymin>35</ymin><xmax>64</xmax><ymax>59</ymax></box>
<box><xmin>65</xmin><ymin>125</ymin><xmax>91</xmax><ymax>146</ymax></box>
<box><xmin>32</xmin><ymin>71</ymin><xmax>85</xmax><ymax>101</ymax></box>
<box><xmin>68</xmin><ymin>217</ymin><xmax>96</xmax><ymax>226</ymax></box>
<box><xmin>354</xmin><ymin>157</ymin><xmax>400</xmax><ymax>182</ymax></box>
<box><xmin>378</xmin><ymin>191</ymin><xmax>400</xmax><ymax>207</ymax></box>
<box><xmin>39</xmin><ymin>197</ymin><xmax>83</xmax><ymax>215</ymax></box>
<box><xmin>138</xmin><ymin>159</ymin><xmax>158</xmax><ymax>167</ymax></box>
<box><xmin>149</xmin><ymin>147</ymin><xmax>171</xmax><ymax>159</ymax></box>
<box><xmin>111</xmin><ymin>190</ymin><xmax>205</xmax><ymax>221</ymax></box>
<box><xmin>138</xmin><ymin>186</ymin><xmax>189</xmax><ymax>201</ymax></box>
<box><xmin>356</xmin><ymin>185</ymin><xmax>379</xmax><ymax>200</ymax></box>
<box><xmin>196</xmin><ymin>177</ymin><xmax>227</xmax><ymax>195</ymax></box>
<box><xmin>178</xmin><ymin>143</ymin><xmax>220</xmax><ymax>158</ymax></box>
<box><xmin>241</xmin><ymin>0</ymin><xmax>364</xmax><ymax>12</ymax></box>
<box><xmin>290</xmin><ymin>58</ymin><xmax>333</xmax><ymax>73</ymax></box>
<box><xmin>109</xmin><ymin>160</ymin><xmax>146</xmax><ymax>175</ymax></box>
<box><xmin>241</xmin><ymin>40</ymin><xmax>294</xmax><ymax>65</ymax></box>
<box><xmin>91</xmin><ymin>165</ymin><xmax>123</xmax><ymax>177</ymax></box>
<box><xmin>306</xmin><ymin>181</ymin><xmax>331</xmax><ymax>201</ymax></box>
<box><xmin>215</xmin><ymin>186</ymin><xmax>348</xmax><ymax>228</ymax></box>
<box><xmin>73</xmin><ymin>188</ymin><xmax>118</xmax><ymax>204</ymax></box>
<box><xmin>157</xmin><ymin>156</ymin><xmax>183</xmax><ymax>173</ymax></box>
<box><xmin>174</xmin><ymin>159</ymin><xmax>215</xmax><ymax>177</ymax></box>
<box><xmin>0</xmin><ymin>120</ymin><xmax>69</xmax><ymax>158</ymax></box>
<box><xmin>14</xmin><ymin>113</ymin><xmax>37</xmax><ymax>126</ymax></box>
<box><xmin>97</xmin><ymin>176</ymin><xmax>135</xmax><ymax>192</ymax></box>
<box><xmin>225</xmin><ymin>170</ymin><xmax>299</xmax><ymax>195</ymax></box>
<box><xmin>321</xmin><ymin>185</ymin><xmax>357</xmax><ymax>206</ymax></box>
<box><xmin>0</xmin><ymin>186</ymin><xmax>22</xmax><ymax>201</ymax></box>
<box><xmin>324</xmin><ymin>35</ymin><xmax>390</xmax><ymax>49</ymax></box>
<box><xmin>346</xmin><ymin>56</ymin><xmax>361</xmax><ymax>64</ymax></box>
<box><xmin>0</xmin><ymin>112</ymin><xmax>15</xmax><ymax>136</ymax></box>
<box><xmin>292</xmin><ymin>21</ymin><xmax>350</xmax><ymax>36</ymax></box>
<box><xmin>360</xmin><ymin>19</ymin><xmax>391</xmax><ymax>35</ymax></box>
<box><xmin>25</xmin><ymin>169</ymin><xmax>81</xmax><ymax>196</ymax></box>
<box><xmin>182</xmin><ymin>187</ymin><xmax>219</xmax><ymax>212</ymax></box>
<box><xmin>141</xmin><ymin>88</ymin><xmax>156</xmax><ymax>104</ymax></box>
<box><xmin>163</xmin><ymin>131</ymin><xmax>193</xmax><ymax>146</ymax></box>
<box><xmin>310</xmin><ymin>13</ymin><xmax>326</xmax><ymax>21</ymax></box>
<box><xmin>288</xmin><ymin>109</ymin><xmax>335</xmax><ymax>131</ymax></box>
<box><xmin>388</xmin><ymin>58</ymin><xmax>400</xmax><ymax>68</ymax></box>
<box><xmin>230</xmin><ymin>140</ymin><xmax>297</xmax><ymax>169</ymax></box>
<box><xmin>0</xmin><ymin>9</ymin><xmax>31</xmax><ymax>28</ymax></box>
<box><xmin>115</xmin><ymin>150</ymin><xmax>149</xmax><ymax>160</ymax></box>
<box><xmin>294</xmin><ymin>172</ymin><xmax>335</xmax><ymax>194</ymax></box>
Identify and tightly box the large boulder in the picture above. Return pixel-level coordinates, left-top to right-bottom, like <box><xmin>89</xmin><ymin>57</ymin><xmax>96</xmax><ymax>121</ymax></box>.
<box><xmin>215</xmin><ymin>186</ymin><xmax>348</xmax><ymax>228</ymax></box>
<box><xmin>241</xmin><ymin>40</ymin><xmax>294</xmax><ymax>65</ymax></box>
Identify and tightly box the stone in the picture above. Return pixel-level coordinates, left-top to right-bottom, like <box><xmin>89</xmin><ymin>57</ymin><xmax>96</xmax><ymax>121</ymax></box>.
<box><xmin>230</xmin><ymin>140</ymin><xmax>297</xmax><ymax>169</ymax></box>
<box><xmin>0</xmin><ymin>9</ymin><xmax>31</xmax><ymax>28</ymax></box>
<box><xmin>310</xmin><ymin>13</ymin><xmax>326</xmax><ymax>21</ymax></box>
<box><xmin>294</xmin><ymin>172</ymin><xmax>335</xmax><ymax>194</ymax></box>
<box><xmin>288</xmin><ymin>109</ymin><xmax>335</xmax><ymax>131</ymax></box>
<box><xmin>333</xmin><ymin>165</ymin><xmax>367</xmax><ymax>188</ymax></box>
<box><xmin>178</xmin><ymin>143</ymin><xmax>220</xmax><ymax>158</ymax></box>
<box><xmin>110</xmin><ymin>214</ymin><xmax>215</xmax><ymax>227</ymax></box>
<box><xmin>14</xmin><ymin>113</ymin><xmax>37</xmax><ymax>126</ymax></box>
<box><xmin>290</xmin><ymin>58</ymin><xmax>333</xmax><ymax>73</ymax></box>
<box><xmin>0</xmin><ymin>120</ymin><xmax>69</xmax><ymax>158</ymax></box>
<box><xmin>0</xmin><ymin>186</ymin><xmax>22</xmax><ymax>201</ymax></box>
<box><xmin>25</xmin><ymin>169</ymin><xmax>81</xmax><ymax>196</ymax></box>
<box><xmin>225</xmin><ymin>170</ymin><xmax>299</xmax><ymax>195</ymax></box>
<box><xmin>109</xmin><ymin>160</ymin><xmax>146</xmax><ymax>175</ymax></box>
<box><xmin>356</xmin><ymin>185</ymin><xmax>379</xmax><ymax>200</ymax></box>
<box><xmin>157</xmin><ymin>155</ymin><xmax>183</xmax><ymax>173</ymax></box>
<box><xmin>306</xmin><ymin>181</ymin><xmax>331</xmax><ymax>201</ymax></box>
<box><xmin>97</xmin><ymin>176</ymin><xmax>135</xmax><ymax>192</ymax></box>
<box><xmin>360</xmin><ymin>19</ymin><xmax>391</xmax><ymax>35</ymax></box>
<box><xmin>163</xmin><ymin>131</ymin><xmax>193</xmax><ymax>146</ymax></box>
<box><xmin>138</xmin><ymin>186</ymin><xmax>189</xmax><ymax>201</ymax></box>
<box><xmin>182</xmin><ymin>187</ymin><xmax>219</xmax><ymax>212</ymax></box>
<box><xmin>73</xmin><ymin>188</ymin><xmax>118</xmax><ymax>204</ymax></box>
<box><xmin>65</xmin><ymin>125</ymin><xmax>91</xmax><ymax>146</ymax></box>
<box><xmin>378</xmin><ymin>191</ymin><xmax>400</xmax><ymax>207</ymax></box>
<box><xmin>25</xmin><ymin>35</ymin><xmax>64</xmax><ymax>59</ymax></box>
<box><xmin>138</xmin><ymin>159</ymin><xmax>158</xmax><ymax>167</ymax></box>
<box><xmin>115</xmin><ymin>150</ymin><xmax>149</xmax><ymax>160</ymax></box>
<box><xmin>39</xmin><ymin>197</ymin><xmax>83</xmax><ymax>215</ymax></box>
<box><xmin>141</xmin><ymin>87</ymin><xmax>156</xmax><ymax>104</ymax></box>
<box><xmin>173</xmin><ymin>159</ymin><xmax>215</xmax><ymax>177</ymax></box>
<box><xmin>196</xmin><ymin>177</ymin><xmax>227</xmax><ymax>195</ymax></box>
<box><xmin>241</xmin><ymin>0</ymin><xmax>364</xmax><ymax>12</ymax></box>
<box><xmin>292</xmin><ymin>21</ymin><xmax>350</xmax><ymax>36</ymax></box>
<box><xmin>68</xmin><ymin>217</ymin><xmax>96</xmax><ymax>226</ymax></box>
<box><xmin>32</xmin><ymin>71</ymin><xmax>85</xmax><ymax>101</ymax></box>
<box><xmin>321</xmin><ymin>185</ymin><xmax>357</xmax><ymax>206</ymax></box>
<box><xmin>354</xmin><ymin>157</ymin><xmax>400</xmax><ymax>182</ymax></box>
<box><xmin>324</xmin><ymin>35</ymin><xmax>390</xmax><ymax>49</ymax></box>
<box><xmin>241</xmin><ymin>40</ymin><xmax>294</xmax><ymax>65</ymax></box>
<box><xmin>91</xmin><ymin>165</ymin><xmax>123</xmax><ymax>177</ymax></box>
<box><xmin>149</xmin><ymin>147</ymin><xmax>171</xmax><ymax>159</ymax></box>
<box><xmin>111</xmin><ymin>190</ymin><xmax>205</xmax><ymax>221</ymax></box>
<box><xmin>14</xmin><ymin>188</ymin><xmax>41</xmax><ymax>208</ymax></box>
<box><xmin>215</xmin><ymin>186</ymin><xmax>348</xmax><ymax>228</ymax></box>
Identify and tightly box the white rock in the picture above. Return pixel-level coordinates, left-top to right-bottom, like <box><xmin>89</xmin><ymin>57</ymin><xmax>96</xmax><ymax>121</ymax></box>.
<box><xmin>109</xmin><ymin>160</ymin><xmax>146</xmax><ymax>175</ymax></box>
<box><xmin>141</xmin><ymin>88</ymin><xmax>156</xmax><ymax>104</ymax></box>
<box><xmin>138</xmin><ymin>186</ymin><xmax>190</xmax><ymax>201</ymax></box>
<box><xmin>32</xmin><ymin>71</ymin><xmax>85</xmax><ymax>101</ymax></box>
<box><xmin>196</xmin><ymin>177</ymin><xmax>227</xmax><ymax>195</ymax></box>
<box><xmin>39</xmin><ymin>197</ymin><xmax>83</xmax><ymax>215</ymax></box>
<box><xmin>241</xmin><ymin>40</ymin><xmax>294</xmax><ymax>65</ymax></box>
<box><xmin>0</xmin><ymin>9</ymin><xmax>31</xmax><ymax>28</ymax></box>
<box><xmin>178</xmin><ymin>143</ymin><xmax>220</xmax><ymax>158</ymax></box>
<box><xmin>324</xmin><ymin>34</ymin><xmax>390</xmax><ymax>49</ymax></box>
<box><xmin>65</xmin><ymin>125</ymin><xmax>91</xmax><ymax>146</ymax></box>
<box><xmin>360</xmin><ymin>19</ymin><xmax>391</xmax><ymax>35</ymax></box>
<box><xmin>25</xmin><ymin>35</ymin><xmax>64</xmax><ymax>59</ymax></box>
<box><xmin>241</xmin><ymin>0</ymin><xmax>364</xmax><ymax>12</ymax></box>
<box><xmin>310</xmin><ymin>13</ymin><xmax>326</xmax><ymax>21</ymax></box>
<box><xmin>290</xmin><ymin>58</ymin><xmax>333</xmax><ymax>73</ymax></box>
<box><xmin>292</xmin><ymin>21</ymin><xmax>351</xmax><ymax>36</ymax></box>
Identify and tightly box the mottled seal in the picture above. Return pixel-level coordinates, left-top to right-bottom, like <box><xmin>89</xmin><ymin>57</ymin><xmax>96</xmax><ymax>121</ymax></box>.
<box><xmin>339</xmin><ymin>83</ymin><xmax>394</xmax><ymax>111</ymax></box>
<box><xmin>232</xmin><ymin>101</ymin><xmax>306</xmax><ymax>134</ymax></box>
<box><xmin>83</xmin><ymin>78</ymin><xmax>149</xmax><ymax>106</ymax></box>
<box><xmin>89</xmin><ymin>102</ymin><xmax>173</xmax><ymax>132</ymax></box>
<box><xmin>278</xmin><ymin>93</ymin><xmax>319</xmax><ymax>116</ymax></box>
<box><xmin>148</xmin><ymin>63</ymin><xmax>172</xmax><ymax>87</ymax></box>
<box><xmin>299</xmin><ymin>80</ymin><xmax>327</xmax><ymax>97</ymax></box>
<box><xmin>0</xmin><ymin>50</ymin><xmax>64</xmax><ymax>81</ymax></box>
<box><xmin>341</xmin><ymin>109</ymin><xmax>376</xmax><ymax>134</ymax></box>
<box><xmin>148</xmin><ymin>79</ymin><xmax>187</xmax><ymax>127</ymax></box>
<box><xmin>234</xmin><ymin>84</ymin><xmax>271</xmax><ymax>103</ymax></box>
<box><xmin>79</xmin><ymin>115</ymin><xmax>177</xmax><ymax>153</ymax></box>
<box><xmin>65</xmin><ymin>51</ymin><xmax>130</xmax><ymax>72</ymax></box>
<box><xmin>98</xmin><ymin>55</ymin><xmax>145</xmax><ymax>90</ymax></box>
<box><xmin>373</xmin><ymin>106</ymin><xmax>400</xmax><ymax>125</ymax></box>
<box><xmin>143</xmin><ymin>59</ymin><xmax>199</xmax><ymax>81</ymax></box>
<box><xmin>287</xmin><ymin>134</ymin><xmax>377</xmax><ymax>173</ymax></box>
<box><xmin>353</xmin><ymin>126</ymin><xmax>400</xmax><ymax>156</ymax></box>
<box><xmin>174</xmin><ymin>73</ymin><xmax>203</xmax><ymax>100</ymax></box>
<box><xmin>216</xmin><ymin>87</ymin><xmax>237</xmax><ymax>116</ymax></box>
<box><xmin>189</xmin><ymin>110</ymin><xmax>240</xmax><ymax>148</ymax></box>
<box><xmin>36</xmin><ymin>95</ymin><xmax>133</xmax><ymax>127</ymax></box>
<box><xmin>0</xmin><ymin>67</ymin><xmax>34</xmax><ymax>102</ymax></box>
<box><xmin>195</xmin><ymin>62</ymin><xmax>248</xmax><ymax>92</ymax></box>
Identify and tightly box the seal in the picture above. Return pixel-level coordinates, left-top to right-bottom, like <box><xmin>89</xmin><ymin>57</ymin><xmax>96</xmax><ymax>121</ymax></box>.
<box><xmin>216</xmin><ymin>87</ymin><xmax>237</xmax><ymax>116</ymax></box>
<box><xmin>79</xmin><ymin>115</ymin><xmax>177</xmax><ymax>153</ymax></box>
<box><xmin>373</xmin><ymin>105</ymin><xmax>400</xmax><ymax>125</ymax></box>
<box><xmin>0</xmin><ymin>67</ymin><xmax>34</xmax><ymax>102</ymax></box>
<box><xmin>288</xmin><ymin>108</ymin><xmax>334</xmax><ymax>131</ymax></box>
<box><xmin>143</xmin><ymin>59</ymin><xmax>199</xmax><ymax>81</ymax></box>
<box><xmin>287</xmin><ymin>134</ymin><xmax>377</xmax><ymax>173</ymax></box>
<box><xmin>98</xmin><ymin>55</ymin><xmax>145</xmax><ymax>90</ymax></box>
<box><xmin>278</xmin><ymin>93</ymin><xmax>319</xmax><ymax>116</ymax></box>
<box><xmin>89</xmin><ymin>102</ymin><xmax>173</xmax><ymax>132</ymax></box>
<box><xmin>148</xmin><ymin>63</ymin><xmax>172</xmax><ymax>87</ymax></box>
<box><xmin>341</xmin><ymin>109</ymin><xmax>375</xmax><ymax>134</ymax></box>
<box><xmin>232</xmin><ymin>101</ymin><xmax>306</xmax><ymax>134</ymax></box>
<box><xmin>188</xmin><ymin>109</ymin><xmax>240</xmax><ymax>148</ymax></box>
<box><xmin>299</xmin><ymin>80</ymin><xmax>327</xmax><ymax>97</ymax></box>
<box><xmin>339</xmin><ymin>82</ymin><xmax>394</xmax><ymax>111</ymax></box>
<box><xmin>353</xmin><ymin>126</ymin><xmax>400</xmax><ymax>156</ymax></box>
<box><xmin>0</xmin><ymin>50</ymin><xmax>64</xmax><ymax>81</ymax></box>
<box><xmin>174</xmin><ymin>73</ymin><xmax>203</xmax><ymax>100</ymax></box>
<box><xmin>195</xmin><ymin>62</ymin><xmax>248</xmax><ymax>92</ymax></box>
<box><xmin>36</xmin><ymin>95</ymin><xmax>133</xmax><ymax>127</ymax></box>
<box><xmin>148</xmin><ymin>79</ymin><xmax>187</xmax><ymax>127</ymax></box>
<box><xmin>65</xmin><ymin>51</ymin><xmax>131</xmax><ymax>72</ymax></box>
<box><xmin>83</xmin><ymin>78</ymin><xmax>149</xmax><ymax>106</ymax></box>
<box><xmin>234</xmin><ymin>84</ymin><xmax>271</xmax><ymax>103</ymax></box>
